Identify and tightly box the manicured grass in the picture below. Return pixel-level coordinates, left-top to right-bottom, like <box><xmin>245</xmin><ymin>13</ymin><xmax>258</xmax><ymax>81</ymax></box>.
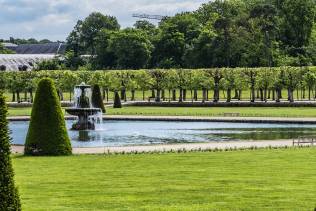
<box><xmin>8</xmin><ymin>107</ymin><xmax>33</xmax><ymax>116</ymax></box>
<box><xmin>13</xmin><ymin>148</ymin><xmax>316</xmax><ymax>210</ymax></box>
<box><xmin>8</xmin><ymin>107</ymin><xmax>66</xmax><ymax>116</ymax></box>
<box><xmin>108</xmin><ymin>107</ymin><xmax>316</xmax><ymax>117</ymax></box>
<box><xmin>7</xmin><ymin>106</ymin><xmax>316</xmax><ymax>117</ymax></box>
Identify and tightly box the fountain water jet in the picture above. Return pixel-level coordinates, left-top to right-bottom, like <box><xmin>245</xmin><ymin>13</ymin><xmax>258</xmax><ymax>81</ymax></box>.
<box><xmin>66</xmin><ymin>83</ymin><xmax>102</xmax><ymax>130</ymax></box>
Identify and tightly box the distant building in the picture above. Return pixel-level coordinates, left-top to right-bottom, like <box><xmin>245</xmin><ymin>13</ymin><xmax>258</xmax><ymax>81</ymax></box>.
<box><xmin>0</xmin><ymin>42</ymin><xmax>66</xmax><ymax>71</ymax></box>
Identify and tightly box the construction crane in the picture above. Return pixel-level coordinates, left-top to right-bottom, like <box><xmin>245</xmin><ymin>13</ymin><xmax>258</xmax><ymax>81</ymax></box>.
<box><xmin>132</xmin><ymin>13</ymin><xmax>168</xmax><ymax>21</ymax></box>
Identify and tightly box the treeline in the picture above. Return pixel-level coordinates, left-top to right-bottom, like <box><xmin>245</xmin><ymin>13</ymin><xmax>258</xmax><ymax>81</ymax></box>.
<box><xmin>64</xmin><ymin>0</ymin><xmax>316</xmax><ymax>70</ymax></box>
<box><xmin>0</xmin><ymin>37</ymin><xmax>56</xmax><ymax>45</ymax></box>
<box><xmin>1</xmin><ymin>67</ymin><xmax>316</xmax><ymax>103</ymax></box>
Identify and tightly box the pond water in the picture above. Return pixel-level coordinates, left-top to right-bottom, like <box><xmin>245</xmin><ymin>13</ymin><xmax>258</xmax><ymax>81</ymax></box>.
<box><xmin>9</xmin><ymin>120</ymin><xmax>316</xmax><ymax>148</ymax></box>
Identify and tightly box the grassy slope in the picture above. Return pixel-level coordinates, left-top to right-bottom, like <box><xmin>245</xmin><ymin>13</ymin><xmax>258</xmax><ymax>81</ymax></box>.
<box><xmin>8</xmin><ymin>106</ymin><xmax>316</xmax><ymax>117</ymax></box>
<box><xmin>13</xmin><ymin>148</ymin><xmax>316</xmax><ymax>210</ymax></box>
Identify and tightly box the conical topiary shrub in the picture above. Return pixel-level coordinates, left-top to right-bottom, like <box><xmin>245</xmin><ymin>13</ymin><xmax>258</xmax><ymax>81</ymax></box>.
<box><xmin>92</xmin><ymin>84</ymin><xmax>106</xmax><ymax>113</ymax></box>
<box><xmin>0</xmin><ymin>92</ymin><xmax>21</xmax><ymax>210</ymax></box>
<box><xmin>25</xmin><ymin>78</ymin><xmax>72</xmax><ymax>156</ymax></box>
<box><xmin>113</xmin><ymin>91</ymin><xmax>122</xmax><ymax>108</ymax></box>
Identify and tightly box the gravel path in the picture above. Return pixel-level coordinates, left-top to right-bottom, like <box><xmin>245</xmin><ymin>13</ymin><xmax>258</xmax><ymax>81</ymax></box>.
<box><xmin>11</xmin><ymin>140</ymin><xmax>299</xmax><ymax>155</ymax></box>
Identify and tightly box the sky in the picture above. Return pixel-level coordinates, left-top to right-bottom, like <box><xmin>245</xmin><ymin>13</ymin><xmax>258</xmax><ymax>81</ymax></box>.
<box><xmin>0</xmin><ymin>0</ymin><xmax>209</xmax><ymax>41</ymax></box>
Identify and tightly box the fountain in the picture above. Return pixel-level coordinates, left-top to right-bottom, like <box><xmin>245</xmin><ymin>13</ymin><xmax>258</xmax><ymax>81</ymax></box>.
<box><xmin>66</xmin><ymin>83</ymin><xmax>102</xmax><ymax>130</ymax></box>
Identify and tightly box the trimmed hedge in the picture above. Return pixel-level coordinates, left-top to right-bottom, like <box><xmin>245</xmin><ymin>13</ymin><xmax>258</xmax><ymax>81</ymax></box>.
<box><xmin>92</xmin><ymin>84</ymin><xmax>106</xmax><ymax>113</ymax></box>
<box><xmin>113</xmin><ymin>91</ymin><xmax>122</xmax><ymax>108</ymax></box>
<box><xmin>25</xmin><ymin>78</ymin><xmax>72</xmax><ymax>156</ymax></box>
<box><xmin>0</xmin><ymin>92</ymin><xmax>21</xmax><ymax>210</ymax></box>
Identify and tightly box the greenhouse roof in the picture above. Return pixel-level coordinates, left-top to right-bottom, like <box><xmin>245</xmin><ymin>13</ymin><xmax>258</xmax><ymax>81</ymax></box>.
<box><xmin>0</xmin><ymin>54</ymin><xmax>55</xmax><ymax>71</ymax></box>
<box><xmin>4</xmin><ymin>42</ymin><xmax>66</xmax><ymax>54</ymax></box>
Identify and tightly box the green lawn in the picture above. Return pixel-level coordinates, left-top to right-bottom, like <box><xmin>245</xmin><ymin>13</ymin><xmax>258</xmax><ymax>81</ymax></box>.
<box><xmin>7</xmin><ymin>106</ymin><xmax>316</xmax><ymax>117</ymax></box>
<box><xmin>108</xmin><ymin>106</ymin><xmax>316</xmax><ymax>117</ymax></box>
<box><xmin>13</xmin><ymin>148</ymin><xmax>316</xmax><ymax>210</ymax></box>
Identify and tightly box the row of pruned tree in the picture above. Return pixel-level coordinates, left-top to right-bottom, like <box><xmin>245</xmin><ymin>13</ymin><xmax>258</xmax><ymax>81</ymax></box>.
<box><xmin>1</xmin><ymin>67</ymin><xmax>316</xmax><ymax>103</ymax></box>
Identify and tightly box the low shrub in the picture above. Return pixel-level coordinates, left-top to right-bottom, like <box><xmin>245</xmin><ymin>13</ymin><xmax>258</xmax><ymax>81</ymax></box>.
<box><xmin>113</xmin><ymin>91</ymin><xmax>122</xmax><ymax>108</ymax></box>
<box><xmin>92</xmin><ymin>84</ymin><xmax>106</xmax><ymax>113</ymax></box>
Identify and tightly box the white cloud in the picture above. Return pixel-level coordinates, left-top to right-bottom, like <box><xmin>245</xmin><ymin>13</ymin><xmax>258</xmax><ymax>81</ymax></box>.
<box><xmin>0</xmin><ymin>0</ymin><xmax>209</xmax><ymax>41</ymax></box>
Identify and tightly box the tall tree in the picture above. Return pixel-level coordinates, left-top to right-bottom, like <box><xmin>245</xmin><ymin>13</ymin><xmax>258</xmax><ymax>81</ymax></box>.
<box><xmin>108</xmin><ymin>29</ymin><xmax>153</xmax><ymax>69</ymax></box>
<box><xmin>68</xmin><ymin>12</ymin><xmax>120</xmax><ymax>55</ymax></box>
<box><xmin>151</xmin><ymin>24</ymin><xmax>185</xmax><ymax>68</ymax></box>
<box><xmin>279</xmin><ymin>0</ymin><xmax>315</xmax><ymax>50</ymax></box>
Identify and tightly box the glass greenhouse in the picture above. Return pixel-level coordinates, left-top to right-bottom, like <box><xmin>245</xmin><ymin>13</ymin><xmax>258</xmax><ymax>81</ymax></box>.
<box><xmin>0</xmin><ymin>54</ymin><xmax>55</xmax><ymax>71</ymax></box>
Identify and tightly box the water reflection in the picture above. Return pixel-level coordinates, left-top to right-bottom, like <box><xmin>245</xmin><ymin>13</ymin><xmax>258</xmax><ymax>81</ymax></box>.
<box><xmin>9</xmin><ymin>120</ymin><xmax>316</xmax><ymax>148</ymax></box>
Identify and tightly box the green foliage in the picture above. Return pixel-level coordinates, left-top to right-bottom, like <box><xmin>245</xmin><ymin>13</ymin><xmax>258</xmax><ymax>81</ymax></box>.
<box><xmin>0</xmin><ymin>92</ymin><xmax>21</xmax><ymax>210</ymax></box>
<box><xmin>35</xmin><ymin>57</ymin><xmax>63</xmax><ymax>70</ymax></box>
<box><xmin>92</xmin><ymin>84</ymin><xmax>106</xmax><ymax>113</ymax></box>
<box><xmin>133</xmin><ymin>20</ymin><xmax>158</xmax><ymax>38</ymax></box>
<box><xmin>25</xmin><ymin>78</ymin><xmax>72</xmax><ymax>156</ymax></box>
<box><xmin>63</xmin><ymin>0</ymin><xmax>316</xmax><ymax>69</ymax></box>
<box><xmin>279</xmin><ymin>0</ymin><xmax>316</xmax><ymax>49</ymax></box>
<box><xmin>2</xmin><ymin>67</ymin><xmax>316</xmax><ymax>104</ymax></box>
<box><xmin>0</xmin><ymin>43</ymin><xmax>15</xmax><ymax>54</ymax></box>
<box><xmin>67</xmin><ymin>12</ymin><xmax>120</xmax><ymax>55</ymax></box>
<box><xmin>108</xmin><ymin>29</ymin><xmax>153</xmax><ymax>69</ymax></box>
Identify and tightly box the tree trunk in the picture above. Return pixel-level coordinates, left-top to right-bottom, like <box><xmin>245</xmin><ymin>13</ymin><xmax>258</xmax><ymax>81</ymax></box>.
<box><xmin>131</xmin><ymin>90</ymin><xmax>135</xmax><ymax>101</ymax></box>
<box><xmin>103</xmin><ymin>89</ymin><xmax>106</xmax><ymax>100</ymax></box>
<box><xmin>289</xmin><ymin>89</ymin><xmax>294</xmax><ymax>102</ymax></box>
<box><xmin>120</xmin><ymin>89</ymin><xmax>125</xmax><ymax>100</ymax></box>
<box><xmin>155</xmin><ymin>89</ymin><xmax>161</xmax><ymax>102</ymax></box>
<box><xmin>256</xmin><ymin>90</ymin><xmax>260</xmax><ymax>99</ymax></box>
<box><xmin>238</xmin><ymin>90</ymin><xmax>242</xmax><ymax>101</ymax></box>
<box><xmin>309</xmin><ymin>87</ymin><xmax>311</xmax><ymax>101</ymax></box>
<box><xmin>227</xmin><ymin>89</ymin><xmax>231</xmax><ymax>102</ymax></box>
<box><xmin>17</xmin><ymin>91</ymin><xmax>20</xmax><ymax>103</ymax></box>
<box><xmin>12</xmin><ymin>92</ymin><xmax>15</xmax><ymax>102</ymax></box>
<box><xmin>207</xmin><ymin>90</ymin><xmax>209</xmax><ymax>101</ymax></box>
<box><xmin>183</xmin><ymin>89</ymin><xmax>187</xmax><ymax>101</ymax></box>
<box><xmin>276</xmin><ymin>89</ymin><xmax>280</xmax><ymax>103</ymax></box>
<box><xmin>278</xmin><ymin>89</ymin><xmax>282</xmax><ymax>101</ymax></box>
<box><xmin>194</xmin><ymin>90</ymin><xmax>198</xmax><ymax>101</ymax></box>
<box><xmin>233</xmin><ymin>89</ymin><xmax>239</xmax><ymax>99</ymax></box>
<box><xmin>172</xmin><ymin>90</ymin><xmax>176</xmax><ymax>101</ymax></box>
<box><xmin>168</xmin><ymin>89</ymin><xmax>171</xmax><ymax>102</ymax></box>
<box><xmin>260</xmin><ymin>89</ymin><xmax>264</xmax><ymax>101</ymax></box>
<box><xmin>213</xmin><ymin>86</ymin><xmax>219</xmax><ymax>103</ymax></box>
<box><xmin>161</xmin><ymin>90</ymin><xmax>165</xmax><ymax>101</ymax></box>
<box><xmin>151</xmin><ymin>89</ymin><xmax>156</xmax><ymax>98</ymax></box>
<box><xmin>264</xmin><ymin>89</ymin><xmax>267</xmax><ymax>102</ymax></box>
<box><xmin>143</xmin><ymin>90</ymin><xmax>145</xmax><ymax>101</ymax></box>
<box><xmin>29</xmin><ymin>90</ymin><xmax>33</xmax><ymax>103</ymax></box>
<box><xmin>202</xmin><ymin>89</ymin><xmax>207</xmax><ymax>103</ymax></box>
<box><xmin>179</xmin><ymin>89</ymin><xmax>183</xmax><ymax>102</ymax></box>
<box><xmin>191</xmin><ymin>90</ymin><xmax>193</xmax><ymax>102</ymax></box>
<box><xmin>251</xmin><ymin>85</ymin><xmax>255</xmax><ymax>103</ymax></box>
